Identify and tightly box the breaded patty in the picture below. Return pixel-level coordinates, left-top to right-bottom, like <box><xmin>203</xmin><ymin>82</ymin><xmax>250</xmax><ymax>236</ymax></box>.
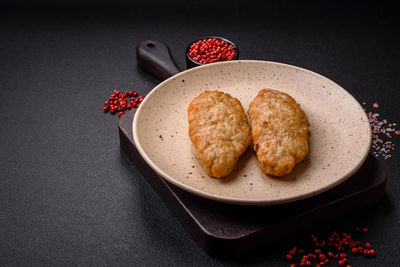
<box><xmin>188</xmin><ymin>90</ymin><xmax>252</xmax><ymax>178</ymax></box>
<box><xmin>248</xmin><ymin>89</ymin><xmax>310</xmax><ymax>176</ymax></box>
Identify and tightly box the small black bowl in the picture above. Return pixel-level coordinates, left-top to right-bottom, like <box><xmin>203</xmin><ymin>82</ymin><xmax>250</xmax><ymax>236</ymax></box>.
<box><xmin>185</xmin><ymin>36</ymin><xmax>239</xmax><ymax>69</ymax></box>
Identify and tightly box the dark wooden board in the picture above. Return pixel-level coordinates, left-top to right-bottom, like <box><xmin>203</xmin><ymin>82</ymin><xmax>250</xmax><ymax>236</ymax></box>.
<box><xmin>119</xmin><ymin>109</ymin><xmax>387</xmax><ymax>257</ymax></box>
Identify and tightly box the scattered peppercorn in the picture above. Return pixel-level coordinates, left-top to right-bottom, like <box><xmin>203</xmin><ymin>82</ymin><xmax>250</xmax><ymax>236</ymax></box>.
<box><xmin>363</xmin><ymin>102</ymin><xmax>398</xmax><ymax>159</ymax></box>
<box><xmin>188</xmin><ymin>37</ymin><xmax>237</xmax><ymax>65</ymax></box>
<box><xmin>285</xmin><ymin>226</ymin><xmax>376</xmax><ymax>266</ymax></box>
<box><xmin>103</xmin><ymin>89</ymin><xmax>145</xmax><ymax>118</ymax></box>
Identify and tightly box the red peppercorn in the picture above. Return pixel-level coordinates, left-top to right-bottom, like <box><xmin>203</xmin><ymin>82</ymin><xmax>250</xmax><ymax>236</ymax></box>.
<box><xmin>290</xmin><ymin>264</ymin><xmax>296</xmax><ymax>267</ymax></box>
<box><xmin>369</xmin><ymin>249</ymin><xmax>375</xmax><ymax>256</ymax></box>
<box><xmin>188</xmin><ymin>37</ymin><xmax>236</xmax><ymax>65</ymax></box>
<box><xmin>363</xmin><ymin>249</ymin><xmax>370</xmax><ymax>256</ymax></box>
<box><xmin>284</xmin><ymin>229</ymin><xmax>381</xmax><ymax>267</ymax></box>
<box><xmin>103</xmin><ymin>89</ymin><xmax>144</xmax><ymax>117</ymax></box>
<box><xmin>286</xmin><ymin>254</ymin><xmax>293</xmax><ymax>261</ymax></box>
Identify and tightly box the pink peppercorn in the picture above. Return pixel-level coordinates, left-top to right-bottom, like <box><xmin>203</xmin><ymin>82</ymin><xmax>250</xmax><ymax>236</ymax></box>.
<box><xmin>188</xmin><ymin>37</ymin><xmax>237</xmax><ymax>65</ymax></box>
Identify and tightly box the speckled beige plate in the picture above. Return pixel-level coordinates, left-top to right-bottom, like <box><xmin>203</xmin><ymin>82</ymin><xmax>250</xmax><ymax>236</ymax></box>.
<box><xmin>133</xmin><ymin>60</ymin><xmax>371</xmax><ymax>206</ymax></box>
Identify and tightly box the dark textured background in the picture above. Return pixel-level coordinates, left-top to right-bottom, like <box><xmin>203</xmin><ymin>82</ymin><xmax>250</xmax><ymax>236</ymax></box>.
<box><xmin>1</xmin><ymin>1</ymin><xmax>399</xmax><ymax>266</ymax></box>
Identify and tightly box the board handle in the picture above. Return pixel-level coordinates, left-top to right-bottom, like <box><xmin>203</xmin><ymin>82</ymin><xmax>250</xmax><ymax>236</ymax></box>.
<box><xmin>136</xmin><ymin>40</ymin><xmax>180</xmax><ymax>81</ymax></box>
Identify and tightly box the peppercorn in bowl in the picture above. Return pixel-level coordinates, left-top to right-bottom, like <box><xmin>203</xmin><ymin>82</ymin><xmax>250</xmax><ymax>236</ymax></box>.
<box><xmin>185</xmin><ymin>36</ymin><xmax>239</xmax><ymax>69</ymax></box>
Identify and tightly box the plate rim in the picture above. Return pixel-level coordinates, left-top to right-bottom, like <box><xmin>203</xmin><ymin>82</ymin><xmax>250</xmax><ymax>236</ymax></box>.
<box><xmin>132</xmin><ymin>60</ymin><xmax>371</xmax><ymax>206</ymax></box>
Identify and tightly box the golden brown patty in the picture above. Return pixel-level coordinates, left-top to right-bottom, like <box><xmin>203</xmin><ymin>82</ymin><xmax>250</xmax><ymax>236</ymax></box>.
<box><xmin>248</xmin><ymin>89</ymin><xmax>310</xmax><ymax>176</ymax></box>
<box><xmin>188</xmin><ymin>90</ymin><xmax>252</xmax><ymax>178</ymax></box>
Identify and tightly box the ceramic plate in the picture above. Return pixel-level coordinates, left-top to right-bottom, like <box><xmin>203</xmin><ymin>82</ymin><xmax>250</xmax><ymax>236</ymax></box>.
<box><xmin>133</xmin><ymin>60</ymin><xmax>371</xmax><ymax>205</ymax></box>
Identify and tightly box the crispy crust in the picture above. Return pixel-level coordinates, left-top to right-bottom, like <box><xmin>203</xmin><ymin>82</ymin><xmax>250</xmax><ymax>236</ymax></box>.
<box><xmin>248</xmin><ymin>89</ymin><xmax>310</xmax><ymax>176</ymax></box>
<box><xmin>188</xmin><ymin>91</ymin><xmax>252</xmax><ymax>178</ymax></box>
